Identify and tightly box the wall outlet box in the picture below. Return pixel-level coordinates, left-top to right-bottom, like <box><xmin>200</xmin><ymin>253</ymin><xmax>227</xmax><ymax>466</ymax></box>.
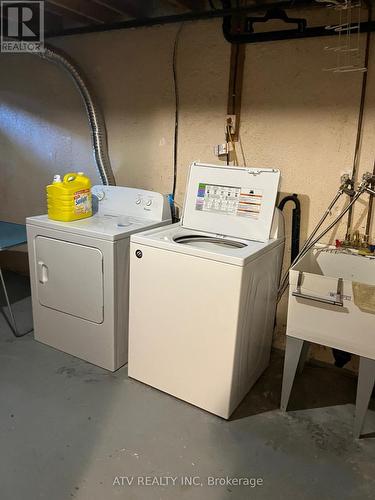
<box><xmin>214</xmin><ymin>143</ymin><xmax>229</xmax><ymax>156</ymax></box>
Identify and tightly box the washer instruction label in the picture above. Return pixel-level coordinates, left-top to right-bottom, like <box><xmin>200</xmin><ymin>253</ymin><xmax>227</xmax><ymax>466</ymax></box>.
<box><xmin>195</xmin><ymin>183</ymin><xmax>263</xmax><ymax>219</ymax></box>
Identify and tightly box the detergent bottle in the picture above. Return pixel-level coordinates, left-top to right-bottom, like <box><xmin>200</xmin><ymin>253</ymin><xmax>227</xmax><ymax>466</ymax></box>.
<box><xmin>47</xmin><ymin>172</ymin><xmax>93</xmax><ymax>222</ymax></box>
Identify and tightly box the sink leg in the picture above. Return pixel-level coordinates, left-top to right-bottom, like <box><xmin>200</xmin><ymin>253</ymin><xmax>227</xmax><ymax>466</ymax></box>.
<box><xmin>297</xmin><ymin>341</ymin><xmax>310</xmax><ymax>375</ymax></box>
<box><xmin>280</xmin><ymin>336</ymin><xmax>307</xmax><ymax>411</ymax></box>
<box><xmin>354</xmin><ymin>356</ymin><xmax>375</xmax><ymax>439</ymax></box>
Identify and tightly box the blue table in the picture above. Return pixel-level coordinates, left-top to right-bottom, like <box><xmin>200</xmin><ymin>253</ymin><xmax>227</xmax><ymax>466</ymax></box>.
<box><xmin>0</xmin><ymin>222</ymin><xmax>27</xmax><ymax>250</ymax></box>
<box><xmin>0</xmin><ymin>221</ymin><xmax>31</xmax><ymax>337</ymax></box>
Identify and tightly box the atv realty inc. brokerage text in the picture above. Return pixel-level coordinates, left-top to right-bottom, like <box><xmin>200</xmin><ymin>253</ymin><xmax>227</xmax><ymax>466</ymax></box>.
<box><xmin>113</xmin><ymin>475</ymin><xmax>264</xmax><ymax>488</ymax></box>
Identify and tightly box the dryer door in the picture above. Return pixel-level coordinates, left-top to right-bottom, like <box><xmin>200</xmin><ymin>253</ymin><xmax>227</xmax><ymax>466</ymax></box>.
<box><xmin>35</xmin><ymin>236</ymin><xmax>104</xmax><ymax>324</ymax></box>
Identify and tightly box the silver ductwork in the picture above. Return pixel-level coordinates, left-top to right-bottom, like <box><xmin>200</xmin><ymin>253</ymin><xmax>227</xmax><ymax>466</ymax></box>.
<box><xmin>38</xmin><ymin>44</ymin><xmax>116</xmax><ymax>186</ymax></box>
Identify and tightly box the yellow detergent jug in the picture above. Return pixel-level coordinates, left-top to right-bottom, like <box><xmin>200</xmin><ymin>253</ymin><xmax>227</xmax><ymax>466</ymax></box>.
<box><xmin>47</xmin><ymin>172</ymin><xmax>93</xmax><ymax>222</ymax></box>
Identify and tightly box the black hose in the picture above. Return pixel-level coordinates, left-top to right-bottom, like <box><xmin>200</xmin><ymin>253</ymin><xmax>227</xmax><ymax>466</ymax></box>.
<box><xmin>278</xmin><ymin>194</ymin><xmax>301</xmax><ymax>263</ymax></box>
<box><xmin>332</xmin><ymin>349</ymin><xmax>352</xmax><ymax>368</ymax></box>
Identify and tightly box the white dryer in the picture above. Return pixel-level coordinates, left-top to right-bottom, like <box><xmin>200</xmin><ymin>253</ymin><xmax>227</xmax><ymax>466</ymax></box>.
<box><xmin>27</xmin><ymin>186</ymin><xmax>171</xmax><ymax>371</ymax></box>
<box><xmin>128</xmin><ymin>163</ymin><xmax>285</xmax><ymax>419</ymax></box>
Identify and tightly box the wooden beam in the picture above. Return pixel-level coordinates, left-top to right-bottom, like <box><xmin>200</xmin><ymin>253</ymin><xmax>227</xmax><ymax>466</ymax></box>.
<box><xmin>44</xmin><ymin>11</ymin><xmax>64</xmax><ymax>33</ymax></box>
<box><xmin>227</xmin><ymin>43</ymin><xmax>245</xmax><ymax>141</ymax></box>
<box><xmin>226</xmin><ymin>4</ymin><xmax>246</xmax><ymax>141</ymax></box>
<box><xmin>44</xmin><ymin>2</ymin><xmax>98</xmax><ymax>25</ymax></box>
<box><xmin>164</xmin><ymin>0</ymin><xmax>203</xmax><ymax>11</ymax></box>
<box><xmin>45</xmin><ymin>0</ymin><xmax>122</xmax><ymax>24</ymax></box>
<box><xmin>91</xmin><ymin>0</ymin><xmax>151</xmax><ymax>18</ymax></box>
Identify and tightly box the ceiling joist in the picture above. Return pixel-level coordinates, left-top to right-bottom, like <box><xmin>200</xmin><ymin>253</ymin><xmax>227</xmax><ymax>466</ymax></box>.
<box><xmin>8</xmin><ymin>0</ymin><xmax>336</xmax><ymax>38</ymax></box>
<box><xmin>165</xmin><ymin>0</ymin><xmax>204</xmax><ymax>11</ymax></box>
<box><xmin>92</xmin><ymin>0</ymin><xmax>151</xmax><ymax>18</ymax></box>
<box><xmin>45</xmin><ymin>0</ymin><xmax>122</xmax><ymax>24</ymax></box>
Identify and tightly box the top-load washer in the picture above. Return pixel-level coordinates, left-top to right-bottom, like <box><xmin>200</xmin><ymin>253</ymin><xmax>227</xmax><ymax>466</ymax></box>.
<box><xmin>26</xmin><ymin>185</ymin><xmax>171</xmax><ymax>371</ymax></box>
<box><xmin>128</xmin><ymin>162</ymin><xmax>285</xmax><ymax>419</ymax></box>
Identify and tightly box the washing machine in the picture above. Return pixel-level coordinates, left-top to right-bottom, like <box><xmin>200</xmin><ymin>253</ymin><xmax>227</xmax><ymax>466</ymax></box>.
<box><xmin>128</xmin><ymin>162</ymin><xmax>285</xmax><ymax>418</ymax></box>
<box><xmin>26</xmin><ymin>185</ymin><xmax>171</xmax><ymax>371</ymax></box>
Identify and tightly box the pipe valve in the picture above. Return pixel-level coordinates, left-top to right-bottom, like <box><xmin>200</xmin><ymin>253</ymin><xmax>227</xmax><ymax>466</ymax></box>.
<box><xmin>360</xmin><ymin>172</ymin><xmax>375</xmax><ymax>192</ymax></box>
<box><xmin>339</xmin><ymin>174</ymin><xmax>355</xmax><ymax>196</ymax></box>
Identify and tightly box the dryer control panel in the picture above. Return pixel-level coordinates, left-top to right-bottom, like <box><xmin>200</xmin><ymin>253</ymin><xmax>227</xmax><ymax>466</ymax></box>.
<box><xmin>91</xmin><ymin>186</ymin><xmax>171</xmax><ymax>222</ymax></box>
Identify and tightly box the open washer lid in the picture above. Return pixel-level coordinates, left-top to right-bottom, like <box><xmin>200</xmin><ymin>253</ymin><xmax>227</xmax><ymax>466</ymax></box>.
<box><xmin>181</xmin><ymin>163</ymin><xmax>280</xmax><ymax>243</ymax></box>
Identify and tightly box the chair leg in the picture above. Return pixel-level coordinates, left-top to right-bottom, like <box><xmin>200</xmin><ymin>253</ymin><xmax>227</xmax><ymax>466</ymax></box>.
<box><xmin>280</xmin><ymin>336</ymin><xmax>306</xmax><ymax>411</ymax></box>
<box><xmin>354</xmin><ymin>356</ymin><xmax>375</xmax><ymax>439</ymax></box>
<box><xmin>0</xmin><ymin>267</ymin><xmax>31</xmax><ymax>337</ymax></box>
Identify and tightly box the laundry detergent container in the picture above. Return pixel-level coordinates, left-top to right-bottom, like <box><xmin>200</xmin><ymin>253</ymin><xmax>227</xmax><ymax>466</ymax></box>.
<box><xmin>47</xmin><ymin>172</ymin><xmax>92</xmax><ymax>222</ymax></box>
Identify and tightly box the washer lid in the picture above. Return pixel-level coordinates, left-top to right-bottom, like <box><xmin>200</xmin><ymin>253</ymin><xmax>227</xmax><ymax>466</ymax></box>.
<box><xmin>182</xmin><ymin>163</ymin><xmax>280</xmax><ymax>243</ymax></box>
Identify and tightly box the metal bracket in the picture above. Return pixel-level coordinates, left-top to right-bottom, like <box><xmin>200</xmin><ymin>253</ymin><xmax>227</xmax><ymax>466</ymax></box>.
<box><xmin>222</xmin><ymin>1</ymin><xmax>375</xmax><ymax>45</ymax></box>
<box><xmin>292</xmin><ymin>271</ymin><xmax>344</xmax><ymax>307</ymax></box>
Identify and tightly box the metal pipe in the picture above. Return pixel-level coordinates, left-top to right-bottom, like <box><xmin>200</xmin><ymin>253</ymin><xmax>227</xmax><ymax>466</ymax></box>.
<box><xmin>278</xmin><ymin>176</ymin><xmax>354</xmax><ymax>297</ymax></box>
<box><xmin>298</xmin><ymin>190</ymin><xmax>343</xmax><ymax>255</ymax></box>
<box><xmin>222</xmin><ymin>19</ymin><xmax>375</xmax><ymax>44</ymax></box>
<box><xmin>347</xmin><ymin>5</ymin><xmax>372</xmax><ymax>234</ymax></box>
<box><xmin>221</xmin><ymin>0</ymin><xmax>375</xmax><ymax>44</ymax></box>
<box><xmin>278</xmin><ymin>189</ymin><xmax>344</xmax><ymax>296</ymax></box>
<box><xmin>38</xmin><ymin>44</ymin><xmax>116</xmax><ymax>186</ymax></box>
<box><xmin>46</xmin><ymin>1</ymin><xmax>317</xmax><ymax>38</ymax></box>
<box><xmin>277</xmin><ymin>189</ymin><xmax>364</xmax><ymax>301</ymax></box>
<box><xmin>297</xmin><ymin>190</ymin><xmax>363</xmax><ymax>261</ymax></box>
<box><xmin>365</xmin><ymin>160</ymin><xmax>375</xmax><ymax>238</ymax></box>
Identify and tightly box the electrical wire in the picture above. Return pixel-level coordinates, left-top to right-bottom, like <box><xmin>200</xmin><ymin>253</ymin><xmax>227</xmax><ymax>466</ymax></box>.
<box><xmin>172</xmin><ymin>23</ymin><xmax>184</xmax><ymax>205</ymax></box>
<box><xmin>238</xmin><ymin>132</ymin><xmax>247</xmax><ymax>167</ymax></box>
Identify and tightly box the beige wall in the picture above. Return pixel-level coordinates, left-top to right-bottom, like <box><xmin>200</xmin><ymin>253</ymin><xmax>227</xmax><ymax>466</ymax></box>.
<box><xmin>1</xmin><ymin>14</ymin><xmax>374</xmax><ymax>364</ymax></box>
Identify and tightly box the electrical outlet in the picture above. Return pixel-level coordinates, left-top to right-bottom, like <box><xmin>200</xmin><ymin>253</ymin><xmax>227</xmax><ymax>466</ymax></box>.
<box><xmin>214</xmin><ymin>143</ymin><xmax>229</xmax><ymax>156</ymax></box>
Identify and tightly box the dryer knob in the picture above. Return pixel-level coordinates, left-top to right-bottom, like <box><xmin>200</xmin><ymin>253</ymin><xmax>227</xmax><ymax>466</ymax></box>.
<box><xmin>135</xmin><ymin>197</ymin><xmax>142</xmax><ymax>205</ymax></box>
<box><xmin>94</xmin><ymin>189</ymin><xmax>105</xmax><ymax>201</ymax></box>
<box><xmin>146</xmin><ymin>199</ymin><xmax>152</xmax><ymax>207</ymax></box>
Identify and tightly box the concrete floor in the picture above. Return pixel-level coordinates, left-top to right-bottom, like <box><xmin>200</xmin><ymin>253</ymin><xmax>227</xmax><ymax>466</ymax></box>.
<box><xmin>1</xmin><ymin>271</ymin><xmax>375</xmax><ymax>500</ymax></box>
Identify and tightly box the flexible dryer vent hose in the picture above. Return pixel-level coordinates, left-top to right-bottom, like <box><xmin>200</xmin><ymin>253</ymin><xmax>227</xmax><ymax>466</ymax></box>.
<box><xmin>38</xmin><ymin>44</ymin><xmax>116</xmax><ymax>186</ymax></box>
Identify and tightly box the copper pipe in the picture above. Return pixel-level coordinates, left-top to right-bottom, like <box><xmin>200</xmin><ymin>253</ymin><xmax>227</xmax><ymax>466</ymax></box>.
<box><xmin>365</xmin><ymin>160</ymin><xmax>375</xmax><ymax>239</ymax></box>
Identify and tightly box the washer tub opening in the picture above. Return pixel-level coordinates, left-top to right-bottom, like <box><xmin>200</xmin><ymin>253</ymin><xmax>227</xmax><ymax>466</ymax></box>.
<box><xmin>173</xmin><ymin>235</ymin><xmax>247</xmax><ymax>250</ymax></box>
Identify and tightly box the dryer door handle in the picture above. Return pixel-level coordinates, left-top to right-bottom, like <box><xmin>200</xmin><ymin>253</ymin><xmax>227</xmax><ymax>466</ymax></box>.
<box><xmin>37</xmin><ymin>261</ymin><xmax>49</xmax><ymax>284</ymax></box>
